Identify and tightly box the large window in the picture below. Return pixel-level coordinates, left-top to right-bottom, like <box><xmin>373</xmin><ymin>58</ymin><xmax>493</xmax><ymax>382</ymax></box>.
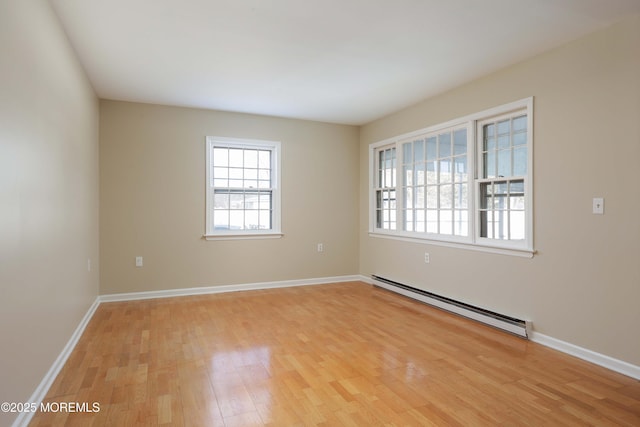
<box><xmin>370</xmin><ymin>98</ymin><xmax>533</xmax><ymax>255</ymax></box>
<box><xmin>205</xmin><ymin>137</ymin><xmax>281</xmax><ymax>239</ymax></box>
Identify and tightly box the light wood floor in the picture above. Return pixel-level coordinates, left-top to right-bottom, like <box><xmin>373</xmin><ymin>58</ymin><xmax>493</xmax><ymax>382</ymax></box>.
<box><xmin>30</xmin><ymin>281</ymin><xmax>639</xmax><ymax>426</ymax></box>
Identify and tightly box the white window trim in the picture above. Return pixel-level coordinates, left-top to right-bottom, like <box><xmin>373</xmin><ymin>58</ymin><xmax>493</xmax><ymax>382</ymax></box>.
<box><xmin>368</xmin><ymin>97</ymin><xmax>534</xmax><ymax>257</ymax></box>
<box><xmin>204</xmin><ymin>136</ymin><xmax>282</xmax><ymax>241</ymax></box>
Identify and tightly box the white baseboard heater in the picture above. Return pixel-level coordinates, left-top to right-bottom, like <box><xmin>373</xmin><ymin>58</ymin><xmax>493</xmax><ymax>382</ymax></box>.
<box><xmin>371</xmin><ymin>275</ymin><xmax>532</xmax><ymax>339</ymax></box>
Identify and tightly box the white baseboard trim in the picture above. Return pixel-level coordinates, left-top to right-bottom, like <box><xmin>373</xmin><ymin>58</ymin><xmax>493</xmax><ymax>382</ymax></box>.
<box><xmin>531</xmin><ymin>332</ymin><xmax>640</xmax><ymax>380</ymax></box>
<box><xmin>99</xmin><ymin>275</ymin><xmax>364</xmax><ymax>303</ymax></box>
<box><xmin>12</xmin><ymin>297</ymin><xmax>101</xmax><ymax>427</ymax></box>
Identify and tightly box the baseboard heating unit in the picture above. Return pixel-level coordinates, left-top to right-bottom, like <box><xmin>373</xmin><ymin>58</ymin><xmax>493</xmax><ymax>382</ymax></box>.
<box><xmin>371</xmin><ymin>275</ymin><xmax>532</xmax><ymax>338</ymax></box>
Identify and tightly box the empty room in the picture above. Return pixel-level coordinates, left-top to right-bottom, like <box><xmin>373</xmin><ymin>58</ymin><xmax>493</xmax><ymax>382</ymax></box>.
<box><xmin>1</xmin><ymin>0</ymin><xmax>639</xmax><ymax>426</ymax></box>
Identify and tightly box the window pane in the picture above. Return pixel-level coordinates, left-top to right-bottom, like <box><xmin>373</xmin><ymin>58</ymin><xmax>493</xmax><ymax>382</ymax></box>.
<box><xmin>244</xmin><ymin>150</ymin><xmax>258</xmax><ymax>168</ymax></box>
<box><xmin>229</xmin><ymin>149</ymin><xmax>243</xmax><ymax>167</ymax></box>
<box><xmin>494</xmin><ymin>183</ymin><xmax>508</xmax><ymax>210</ymax></box>
<box><xmin>405</xmin><ymin>210</ymin><xmax>414</xmax><ymax>232</ymax></box>
<box><xmin>213</xmin><ymin>148</ymin><xmax>228</xmax><ymax>166</ymax></box>
<box><xmin>513</xmin><ymin>147</ymin><xmax>527</xmax><ymax>176</ymax></box>
<box><xmin>244</xmin><ymin>193</ymin><xmax>259</xmax><ymax>209</ymax></box>
<box><xmin>498</xmin><ymin>135</ymin><xmax>510</xmax><ymax>149</ymax></box>
<box><xmin>259</xmin><ymin>193</ymin><xmax>271</xmax><ymax>210</ymax></box>
<box><xmin>403</xmin><ymin>143</ymin><xmax>413</xmax><ymax>164</ymax></box>
<box><xmin>497</xmin><ymin>150</ymin><xmax>511</xmax><ymax>178</ymax></box>
<box><xmin>497</xmin><ymin>119</ymin><xmax>510</xmax><ymax>135</ymax></box>
<box><xmin>485</xmin><ymin>136</ymin><xmax>496</xmax><ymax>152</ymax></box>
<box><xmin>480</xmin><ymin>183</ymin><xmax>492</xmax><ymax>209</ymax></box>
<box><xmin>453</xmin><ymin>210</ymin><xmax>468</xmax><ymax>236</ymax></box>
<box><xmin>495</xmin><ymin>210</ymin><xmax>508</xmax><ymax>239</ymax></box>
<box><xmin>213</xmin><ymin>166</ymin><xmax>229</xmax><ymax>179</ymax></box>
<box><xmin>480</xmin><ymin>211</ymin><xmax>491</xmax><ymax>238</ymax></box>
<box><xmin>416</xmin><ymin>209</ymin><xmax>426</xmax><ymax>232</ymax></box>
<box><xmin>404</xmin><ymin>187</ymin><xmax>413</xmax><ymax>209</ymax></box>
<box><xmin>258</xmin><ymin>150</ymin><xmax>271</xmax><ymax>168</ymax></box>
<box><xmin>513</xmin><ymin>115</ymin><xmax>527</xmax><ymax>132</ymax></box>
<box><xmin>425</xmin><ymin>186</ymin><xmax>437</xmax><ymax>208</ymax></box>
<box><xmin>454</xmin><ymin>183</ymin><xmax>467</xmax><ymax>209</ymax></box>
<box><xmin>439</xmin><ymin>210</ymin><xmax>452</xmax><ymax>235</ymax></box>
<box><xmin>510</xmin><ymin>180</ymin><xmax>525</xmax><ymax>195</ymax></box>
<box><xmin>415</xmin><ymin>162</ymin><xmax>425</xmax><ymax>186</ymax></box>
<box><xmin>485</xmin><ymin>123</ymin><xmax>495</xmax><ymax>138</ymax></box>
<box><xmin>229</xmin><ymin>168</ymin><xmax>243</xmax><ymax>180</ymax></box>
<box><xmin>245</xmin><ymin>210</ymin><xmax>259</xmax><ymax>229</ymax></box>
<box><xmin>258</xmin><ymin>169</ymin><xmax>270</xmax><ymax>181</ymax></box>
<box><xmin>214</xmin><ymin>192</ymin><xmax>229</xmax><ymax>209</ymax></box>
<box><xmin>213</xmin><ymin>178</ymin><xmax>228</xmax><ymax>187</ymax></box>
<box><xmin>454</xmin><ymin>129</ymin><xmax>467</xmax><ymax>155</ymax></box>
<box><xmin>426</xmin><ymin>210</ymin><xmax>437</xmax><ymax>233</ymax></box>
<box><xmin>213</xmin><ymin>210</ymin><xmax>229</xmax><ymax>230</ymax></box>
<box><xmin>510</xmin><ymin>211</ymin><xmax>525</xmax><ymax>240</ymax></box>
<box><xmin>244</xmin><ymin>168</ymin><xmax>257</xmax><ymax>180</ymax></box>
<box><xmin>510</xmin><ymin>196</ymin><xmax>525</xmax><ymax>210</ymax></box>
<box><xmin>484</xmin><ymin>152</ymin><xmax>495</xmax><ymax>178</ymax></box>
<box><xmin>513</xmin><ymin>132</ymin><xmax>526</xmax><ymax>146</ymax></box>
<box><xmin>384</xmin><ymin>169</ymin><xmax>392</xmax><ymax>188</ymax></box>
<box><xmin>230</xmin><ymin>193</ymin><xmax>244</xmax><ymax>208</ymax></box>
<box><xmin>426</xmin><ymin>161</ymin><xmax>437</xmax><ymax>185</ymax></box>
<box><xmin>229</xmin><ymin>210</ymin><xmax>243</xmax><ymax>229</ymax></box>
<box><xmin>404</xmin><ymin>165</ymin><xmax>413</xmax><ymax>186</ymax></box>
<box><xmin>439</xmin><ymin>159</ymin><xmax>452</xmax><ymax>183</ymax></box>
<box><xmin>259</xmin><ymin>210</ymin><xmax>271</xmax><ymax>229</ymax></box>
<box><xmin>454</xmin><ymin>156</ymin><xmax>467</xmax><ymax>182</ymax></box>
<box><xmin>439</xmin><ymin>133</ymin><xmax>451</xmax><ymax>157</ymax></box>
<box><xmin>414</xmin><ymin>140</ymin><xmax>424</xmax><ymax>162</ymax></box>
<box><xmin>426</xmin><ymin>137</ymin><xmax>437</xmax><ymax>159</ymax></box>
<box><xmin>415</xmin><ymin>186</ymin><xmax>425</xmax><ymax>209</ymax></box>
<box><xmin>439</xmin><ymin>184</ymin><xmax>452</xmax><ymax>209</ymax></box>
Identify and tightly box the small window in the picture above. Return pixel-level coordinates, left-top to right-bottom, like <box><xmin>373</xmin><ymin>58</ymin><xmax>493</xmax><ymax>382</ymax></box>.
<box><xmin>205</xmin><ymin>137</ymin><xmax>281</xmax><ymax>239</ymax></box>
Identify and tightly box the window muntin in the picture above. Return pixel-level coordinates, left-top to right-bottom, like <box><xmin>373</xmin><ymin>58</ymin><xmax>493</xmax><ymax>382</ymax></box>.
<box><xmin>370</xmin><ymin>98</ymin><xmax>533</xmax><ymax>254</ymax></box>
<box><xmin>206</xmin><ymin>137</ymin><xmax>281</xmax><ymax>238</ymax></box>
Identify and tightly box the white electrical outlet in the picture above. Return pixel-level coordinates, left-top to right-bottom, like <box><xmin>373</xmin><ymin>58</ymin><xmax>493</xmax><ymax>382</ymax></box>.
<box><xmin>317</xmin><ymin>243</ymin><xmax>324</xmax><ymax>252</ymax></box>
<box><xmin>135</xmin><ymin>256</ymin><xmax>143</xmax><ymax>267</ymax></box>
<box><xmin>424</xmin><ymin>252</ymin><xmax>430</xmax><ymax>264</ymax></box>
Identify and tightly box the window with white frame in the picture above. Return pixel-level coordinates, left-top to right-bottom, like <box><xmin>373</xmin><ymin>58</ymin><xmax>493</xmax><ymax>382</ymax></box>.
<box><xmin>370</xmin><ymin>98</ymin><xmax>533</xmax><ymax>255</ymax></box>
<box><xmin>374</xmin><ymin>146</ymin><xmax>397</xmax><ymax>230</ymax></box>
<box><xmin>205</xmin><ymin>137</ymin><xmax>281</xmax><ymax>239</ymax></box>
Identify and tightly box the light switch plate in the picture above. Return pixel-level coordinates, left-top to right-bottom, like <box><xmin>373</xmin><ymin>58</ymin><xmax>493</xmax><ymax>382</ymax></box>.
<box><xmin>592</xmin><ymin>198</ymin><xmax>604</xmax><ymax>214</ymax></box>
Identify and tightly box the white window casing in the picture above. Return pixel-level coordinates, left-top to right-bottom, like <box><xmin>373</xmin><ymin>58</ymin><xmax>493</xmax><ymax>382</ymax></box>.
<box><xmin>369</xmin><ymin>98</ymin><xmax>534</xmax><ymax>257</ymax></box>
<box><xmin>205</xmin><ymin>136</ymin><xmax>282</xmax><ymax>240</ymax></box>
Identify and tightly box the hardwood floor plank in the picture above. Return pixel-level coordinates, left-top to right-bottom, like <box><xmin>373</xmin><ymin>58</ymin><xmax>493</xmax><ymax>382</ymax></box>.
<box><xmin>29</xmin><ymin>282</ymin><xmax>640</xmax><ymax>426</ymax></box>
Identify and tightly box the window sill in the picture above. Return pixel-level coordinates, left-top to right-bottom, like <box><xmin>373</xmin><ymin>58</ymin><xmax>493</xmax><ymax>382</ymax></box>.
<box><xmin>203</xmin><ymin>232</ymin><xmax>284</xmax><ymax>241</ymax></box>
<box><xmin>368</xmin><ymin>232</ymin><xmax>535</xmax><ymax>258</ymax></box>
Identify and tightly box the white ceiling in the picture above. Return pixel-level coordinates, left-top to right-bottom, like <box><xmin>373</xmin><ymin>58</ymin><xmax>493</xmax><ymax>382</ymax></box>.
<box><xmin>50</xmin><ymin>0</ymin><xmax>640</xmax><ymax>125</ymax></box>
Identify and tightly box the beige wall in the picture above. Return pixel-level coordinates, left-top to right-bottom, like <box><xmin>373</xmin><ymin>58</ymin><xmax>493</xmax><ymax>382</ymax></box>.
<box><xmin>0</xmin><ymin>1</ymin><xmax>99</xmax><ymax>425</ymax></box>
<box><xmin>359</xmin><ymin>16</ymin><xmax>640</xmax><ymax>366</ymax></box>
<box><xmin>99</xmin><ymin>101</ymin><xmax>359</xmax><ymax>294</ymax></box>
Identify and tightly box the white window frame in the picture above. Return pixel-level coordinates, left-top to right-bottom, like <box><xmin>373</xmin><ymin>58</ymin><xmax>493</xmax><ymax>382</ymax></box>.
<box><xmin>204</xmin><ymin>136</ymin><xmax>282</xmax><ymax>240</ymax></box>
<box><xmin>369</xmin><ymin>98</ymin><xmax>534</xmax><ymax>257</ymax></box>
